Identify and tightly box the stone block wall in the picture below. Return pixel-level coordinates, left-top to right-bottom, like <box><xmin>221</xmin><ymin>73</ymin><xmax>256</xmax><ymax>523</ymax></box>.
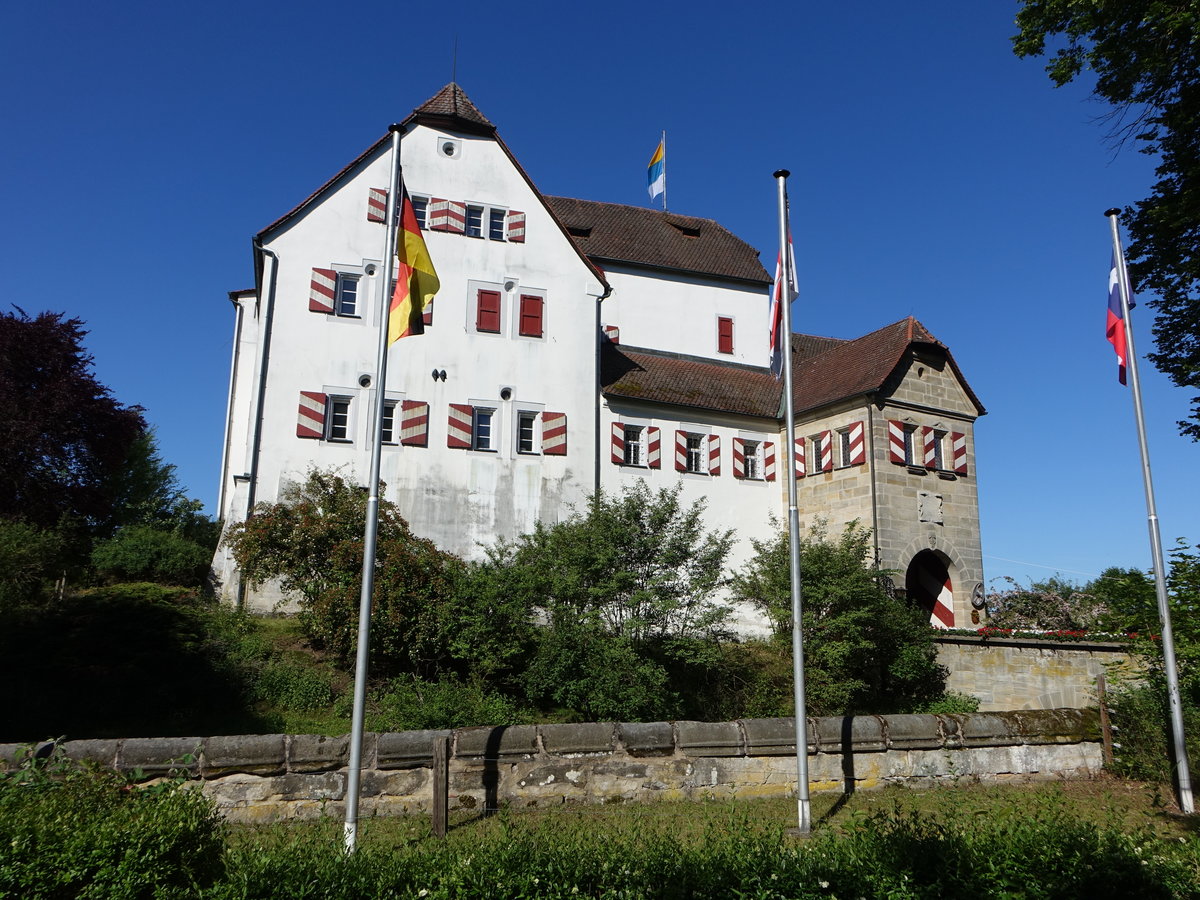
<box><xmin>936</xmin><ymin>634</ymin><xmax>1140</xmax><ymax>711</ymax></box>
<box><xmin>1</xmin><ymin>710</ymin><xmax>1102</xmax><ymax>824</ymax></box>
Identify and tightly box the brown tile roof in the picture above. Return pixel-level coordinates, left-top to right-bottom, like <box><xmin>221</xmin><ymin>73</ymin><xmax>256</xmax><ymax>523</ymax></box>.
<box><xmin>545</xmin><ymin>197</ymin><xmax>770</xmax><ymax>286</ymax></box>
<box><xmin>601</xmin><ymin>343</ymin><xmax>781</xmax><ymax>418</ymax></box>
<box><xmin>791</xmin><ymin>317</ymin><xmax>986</xmax><ymax>416</ymax></box>
<box><xmin>407</xmin><ymin>83</ymin><xmax>495</xmax><ymax>135</ymax></box>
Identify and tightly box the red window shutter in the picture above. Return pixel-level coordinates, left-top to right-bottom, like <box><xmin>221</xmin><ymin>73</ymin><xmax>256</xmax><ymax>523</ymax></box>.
<box><xmin>764</xmin><ymin>441</ymin><xmax>777</xmax><ymax>481</ymax></box>
<box><xmin>507</xmin><ymin>210</ymin><xmax>526</xmax><ymax>242</ymax></box>
<box><xmin>818</xmin><ymin>430</ymin><xmax>833</xmax><ymax>473</ymax></box>
<box><xmin>367</xmin><ymin>187</ymin><xmax>388</xmax><ymax>223</ymax></box>
<box><xmin>602</xmin><ymin>324</ymin><xmax>620</xmax><ymax>344</ymax></box>
<box><xmin>542</xmin><ymin>412</ymin><xmax>567</xmax><ymax>455</ymax></box>
<box><xmin>732</xmin><ymin>438</ymin><xmax>746</xmax><ymax>478</ymax></box>
<box><xmin>887</xmin><ymin>420</ymin><xmax>907</xmax><ymax>464</ymax></box>
<box><xmin>647</xmin><ymin>426</ymin><xmax>661</xmax><ymax>469</ymax></box>
<box><xmin>518</xmin><ymin>294</ymin><xmax>544</xmax><ymax>337</ymax></box>
<box><xmin>447</xmin><ymin>404</ymin><xmax>473</xmax><ymax>448</ymax></box>
<box><xmin>674</xmin><ymin>430</ymin><xmax>688</xmax><ymax>471</ymax></box>
<box><xmin>297</xmin><ymin>391</ymin><xmax>326</xmax><ymax>438</ymax></box>
<box><xmin>708</xmin><ymin>435</ymin><xmax>721</xmax><ymax>476</ymax></box>
<box><xmin>309</xmin><ymin>268</ymin><xmax>336</xmax><ymax>313</ymax></box>
<box><xmin>611</xmin><ymin>422</ymin><xmax>624</xmax><ymax>464</ymax></box>
<box><xmin>846</xmin><ymin>421</ymin><xmax>866</xmax><ymax>465</ymax></box>
<box><xmin>795</xmin><ymin>436</ymin><xmax>806</xmax><ymax>478</ymax></box>
<box><xmin>717</xmin><ymin>316</ymin><xmax>734</xmax><ymax>354</ymax></box>
<box><xmin>476</xmin><ymin>289</ymin><xmax>502</xmax><ymax>333</ymax></box>
<box><xmin>951</xmin><ymin>431</ymin><xmax>968</xmax><ymax>474</ymax></box>
<box><xmin>400</xmin><ymin>400</ymin><xmax>429</xmax><ymax>447</ymax></box>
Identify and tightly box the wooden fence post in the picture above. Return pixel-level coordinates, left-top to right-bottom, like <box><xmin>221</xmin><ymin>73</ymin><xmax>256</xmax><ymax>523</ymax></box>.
<box><xmin>432</xmin><ymin>735</ymin><xmax>449</xmax><ymax>839</ymax></box>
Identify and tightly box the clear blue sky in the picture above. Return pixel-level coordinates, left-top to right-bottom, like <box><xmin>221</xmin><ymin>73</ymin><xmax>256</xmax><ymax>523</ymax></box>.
<box><xmin>2</xmin><ymin>1</ymin><xmax>1192</xmax><ymax>591</ymax></box>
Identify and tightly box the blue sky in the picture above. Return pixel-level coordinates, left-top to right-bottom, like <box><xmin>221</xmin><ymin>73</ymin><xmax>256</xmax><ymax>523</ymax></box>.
<box><xmin>1</xmin><ymin>1</ymin><xmax>1193</xmax><ymax>590</ymax></box>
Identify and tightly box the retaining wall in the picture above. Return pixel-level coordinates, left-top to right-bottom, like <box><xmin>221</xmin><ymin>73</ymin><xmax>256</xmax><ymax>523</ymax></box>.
<box><xmin>1</xmin><ymin>710</ymin><xmax>1103</xmax><ymax>824</ymax></box>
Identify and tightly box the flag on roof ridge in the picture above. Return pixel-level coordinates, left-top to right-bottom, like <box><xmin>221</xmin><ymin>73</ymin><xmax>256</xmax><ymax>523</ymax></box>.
<box><xmin>647</xmin><ymin>138</ymin><xmax>665</xmax><ymax>203</ymax></box>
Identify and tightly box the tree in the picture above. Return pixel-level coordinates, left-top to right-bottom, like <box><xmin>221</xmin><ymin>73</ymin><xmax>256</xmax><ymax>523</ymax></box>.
<box><xmin>985</xmin><ymin>575</ymin><xmax>1109</xmax><ymax>632</ymax></box>
<box><xmin>0</xmin><ymin>310</ymin><xmax>145</xmax><ymax>529</ymax></box>
<box><xmin>1013</xmin><ymin>2</ymin><xmax>1200</xmax><ymax>438</ymax></box>
<box><xmin>731</xmin><ymin>521</ymin><xmax>948</xmax><ymax>715</ymax></box>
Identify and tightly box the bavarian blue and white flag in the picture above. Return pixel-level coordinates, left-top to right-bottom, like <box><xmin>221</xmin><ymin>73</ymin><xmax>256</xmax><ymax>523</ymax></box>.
<box><xmin>647</xmin><ymin>139</ymin><xmax>665</xmax><ymax>202</ymax></box>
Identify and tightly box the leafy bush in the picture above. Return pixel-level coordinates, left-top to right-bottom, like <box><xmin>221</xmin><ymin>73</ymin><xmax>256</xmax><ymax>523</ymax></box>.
<box><xmin>732</xmin><ymin>521</ymin><xmax>950</xmax><ymax>715</ymax></box>
<box><xmin>0</xmin><ymin>749</ymin><xmax>225</xmax><ymax>898</ymax></box>
<box><xmin>368</xmin><ymin>675</ymin><xmax>524</xmax><ymax>731</ymax></box>
<box><xmin>253</xmin><ymin>659</ymin><xmax>335</xmax><ymax>712</ymax></box>
<box><xmin>0</xmin><ymin>519</ymin><xmax>66</xmax><ymax>611</ymax></box>
<box><xmin>92</xmin><ymin>524</ymin><xmax>213</xmax><ymax>586</ymax></box>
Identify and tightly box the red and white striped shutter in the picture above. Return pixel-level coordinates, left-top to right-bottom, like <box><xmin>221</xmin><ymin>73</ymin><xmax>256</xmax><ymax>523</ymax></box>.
<box><xmin>846</xmin><ymin>421</ymin><xmax>866</xmax><ymax>465</ymax></box>
<box><xmin>887</xmin><ymin>420</ymin><xmax>906</xmax><ymax>464</ymax></box>
<box><xmin>764</xmin><ymin>441</ymin><xmax>777</xmax><ymax>481</ymax></box>
<box><xmin>445</xmin><ymin>201</ymin><xmax>466</xmax><ymax>233</ymax></box>
<box><xmin>309</xmin><ymin>268</ymin><xmax>336</xmax><ymax>313</ymax></box>
<box><xmin>507</xmin><ymin>210</ymin><xmax>526</xmax><ymax>243</ymax></box>
<box><xmin>367</xmin><ymin>187</ymin><xmax>388</xmax><ymax>223</ymax></box>
<box><xmin>602</xmin><ymin>324</ymin><xmax>620</xmax><ymax>344</ymax></box>
<box><xmin>296</xmin><ymin>391</ymin><xmax>326</xmax><ymax>438</ymax></box>
<box><xmin>951</xmin><ymin>432</ymin><xmax>968</xmax><ymax>474</ymax></box>
<box><xmin>922</xmin><ymin>426</ymin><xmax>937</xmax><ymax>469</ymax></box>
<box><xmin>429</xmin><ymin>198</ymin><xmax>457</xmax><ymax>232</ymax></box>
<box><xmin>611</xmin><ymin>422</ymin><xmax>625</xmax><ymax>464</ymax></box>
<box><xmin>542</xmin><ymin>412</ymin><xmax>567</xmax><ymax>455</ymax></box>
<box><xmin>732</xmin><ymin>438</ymin><xmax>746</xmax><ymax>479</ymax></box>
<box><xmin>674</xmin><ymin>430</ymin><xmax>688</xmax><ymax>471</ymax></box>
<box><xmin>816</xmin><ymin>431</ymin><xmax>832</xmax><ymax>472</ymax></box>
<box><xmin>795</xmin><ymin>436</ymin><xmax>806</xmax><ymax>478</ymax></box>
<box><xmin>708</xmin><ymin>435</ymin><xmax>721</xmax><ymax>476</ymax></box>
<box><xmin>399</xmin><ymin>400</ymin><xmax>429</xmax><ymax>446</ymax></box>
<box><xmin>447</xmin><ymin>403</ymin><xmax>473</xmax><ymax>448</ymax></box>
<box><xmin>647</xmin><ymin>426</ymin><xmax>661</xmax><ymax>469</ymax></box>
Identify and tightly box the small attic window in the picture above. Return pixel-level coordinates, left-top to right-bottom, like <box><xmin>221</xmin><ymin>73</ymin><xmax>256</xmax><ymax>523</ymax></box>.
<box><xmin>667</xmin><ymin>219</ymin><xmax>701</xmax><ymax>238</ymax></box>
<box><xmin>567</xmin><ymin>225</ymin><xmax>592</xmax><ymax>238</ymax></box>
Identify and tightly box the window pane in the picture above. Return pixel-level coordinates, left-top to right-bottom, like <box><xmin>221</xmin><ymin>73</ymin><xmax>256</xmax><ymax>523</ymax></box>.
<box><xmin>473</xmin><ymin>408</ymin><xmax>494</xmax><ymax>450</ymax></box>
<box><xmin>329</xmin><ymin>398</ymin><xmax>350</xmax><ymax>441</ymax></box>
<box><xmin>517</xmin><ymin>411</ymin><xmax>537</xmax><ymax>453</ymax></box>
<box><xmin>381</xmin><ymin>402</ymin><xmax>396</xmax><ymax>444</ymax></box>
<box><xmin>686</xmin><ymin>434</ymin><xmax>703</xmax><ymax>473</ymax></box>
<box><xmin>337</xmin><ymin>276</ymin><xmax>359</xmax><ymax>317</ymax></box>
<box><xmin>465</xmin><ymin>205</ymin><xmax>484</xmax><ymax>238</ymax></box>
<box><xmin>744</xmin><ymin>440</ymin><xmax>759</xmax><ymax>479</ymax></box>
<box><xmin>489</xmin><ymin>208</ymin><xmax>506</xmax><ymax>241</ymax></box>
<box><xmin>411</xmin><ymin>197</ymin><xmax>428</xmax><ymax>229</ymax></box>
<box><xmin>623</xmin><ymin>425</ymin><xmax>642</xmax><ymax>466</ymax></box>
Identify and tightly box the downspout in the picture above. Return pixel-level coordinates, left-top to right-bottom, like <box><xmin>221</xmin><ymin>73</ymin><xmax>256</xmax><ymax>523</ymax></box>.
<box><xmin>236</xmin><ymin>239</ymin><xmax>279</xmax><ymax>609</ymax></box>
<box><xmin>593</xmin><ymin>282</ymin><xmax>612</xmax><ymax>500</ymax></box>
<box><xmin>867</xmin><ymin>400</ymin><xmax>882</xmax><ymax>570</ymax></box>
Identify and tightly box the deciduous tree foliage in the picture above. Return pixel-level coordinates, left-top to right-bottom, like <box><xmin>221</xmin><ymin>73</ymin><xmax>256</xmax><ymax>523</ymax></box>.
<box><xmin>1013</xmin><ymin>1</ymin><xmax>1200</xmax><ymax>438</ymax></box>
<box><xmin>0</xmin><ymin>310</ymin><xmax>145</xmax><ymax>529</ymax></box>
<box><xmin>731</xmin><ymin>521</ymin><xmax>947</xmax><ymax>715</ymax></box>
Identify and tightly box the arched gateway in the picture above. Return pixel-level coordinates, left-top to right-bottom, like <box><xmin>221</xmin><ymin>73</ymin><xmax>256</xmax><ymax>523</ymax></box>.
<box><xmin>905</xmin><ymin>549</ymin><xmax>954</xmax><ymax>628</ymax></box>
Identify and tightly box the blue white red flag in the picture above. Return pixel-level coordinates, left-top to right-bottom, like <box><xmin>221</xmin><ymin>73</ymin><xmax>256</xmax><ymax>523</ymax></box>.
<box><xmin>1107</xmin><ymin>252</ymin><xmax>1130</xmax><ymax>385</ymax></box>
<box><xmin>769</xmin><ymin>234</ymin><xmax>798</xmax><ymax>379</ymax></box>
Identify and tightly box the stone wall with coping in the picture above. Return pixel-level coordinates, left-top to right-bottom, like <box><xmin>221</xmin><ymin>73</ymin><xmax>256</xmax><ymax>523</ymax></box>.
<box><xmin>1</xmin><ymin>710</ymin><xmax>1102</xmax><ymax>824</ymax></box>
<box><xmin>936</xmin><ymin>635</ymin><xmax>1140</xmax><ymax>711</ymax></box>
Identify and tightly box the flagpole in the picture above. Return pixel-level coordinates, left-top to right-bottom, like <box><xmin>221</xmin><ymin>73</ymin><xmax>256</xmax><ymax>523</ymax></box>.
<box><xmin>1105</xmin><ymin>208</ymin><xmax>1194</xmax><ymax>815</ymax></box>
<box><xmin>775</xmin><ymin>169</ymin><xmax>811</xmax><ymax>834</ymax></box>
<box><xmin>661</xmin><ymin>130</ymin><xmax>667</xmax><ymax>212</ymax></box>
<box><xmin>344</xmin><ymin>124</ymin><xmax>404</xmax><ymax>852</ymax></box>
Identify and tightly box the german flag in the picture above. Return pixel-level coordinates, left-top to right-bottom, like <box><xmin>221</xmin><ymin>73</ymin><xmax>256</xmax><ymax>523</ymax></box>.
<box><xmin>389</xmin><ymin>188</ymin><xmax>440</xmax><ymax>343</ymax></box>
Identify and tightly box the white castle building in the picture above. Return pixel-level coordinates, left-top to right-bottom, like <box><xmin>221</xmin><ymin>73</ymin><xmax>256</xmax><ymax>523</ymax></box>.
<box><xmin>214</xmin><ymin>84</ymin><xmax>987</xmax><ymax>628</ymax></box>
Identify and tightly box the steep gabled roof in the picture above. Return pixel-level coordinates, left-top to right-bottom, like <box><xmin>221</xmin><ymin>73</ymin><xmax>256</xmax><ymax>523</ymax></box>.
<box><xmin>406</xmin><ymin>83</ymin><xmax>495</xmax><ymax>135</ymax></box>
<box><xmin>791</xmin><ymin>317</ymin><xmax>986</xmax><ymax>417</ymax></box>
<box><xmin>601</xmin><ymin>343</ymin><xmax>781</xmax><ymax>418</ymax></box>
<box><xmin>545</xmin><ymin>197</ymin><xmax>770</xmax><ymax>286</ymax></box>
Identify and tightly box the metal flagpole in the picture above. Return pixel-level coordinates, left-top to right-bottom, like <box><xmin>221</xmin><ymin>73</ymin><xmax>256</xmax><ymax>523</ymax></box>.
<box><xmin>661</xmin><ymin>130</ymin><xmax>667</xmax><ymax>212</ymax></box>
<box><xmin>775</xmin><ymin>169</ymin><xmax>811</xmax><ymax>834</ymax></box>
<box><xmin>1105</xmin><ymin>208</ymin><xmax>1194</xmax><ymax>815</ymax></box>
<box><xmin>344</xmin><ymin>125</ymin><xmax>405</xmax><ymax>852</ymax></box>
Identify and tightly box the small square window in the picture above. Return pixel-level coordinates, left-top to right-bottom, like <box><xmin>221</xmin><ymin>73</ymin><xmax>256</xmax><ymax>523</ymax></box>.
<box><xmin>473</xmin><ymin>407</ymin><xmax>495</xmax><ymax>451</ymax></box>
<box><xmin>336</xmin><ymin>275</ymin><xmax>360</xmax><ymax>317</ymax></box>
<box><xmin>623</xmin><ymin>425</ymin><xmax>644</xmax><ymax>466</ymax></box>
<box><xmin>465</xmin><ymin>205</ymin><xmax>484</xmax><ymax>238</ymax></box>
<box><xmin>517</xmin><ymin>410</ymin><xmax>538</xmax><ymax>454</ymax></box>
<box><xmin>327</xmin><ymin>397</ymin><xmax>351</xmax><ymax>442</ymax></box>
<box><xmin>489</xmin><ymin>208</ymin><xmax>506</xmax><ymax>241</ymax></box>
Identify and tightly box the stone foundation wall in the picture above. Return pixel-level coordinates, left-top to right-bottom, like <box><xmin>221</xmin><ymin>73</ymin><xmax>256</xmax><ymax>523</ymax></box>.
<box><xmin>935</xmin><ymin>635</ymin><xmax>1139</xmax><ymax>711</ymax></box>
<box><xmin>2</xmin><ymin>710</ymin><xmax>1103</xmax><ymax>824</ymax></box>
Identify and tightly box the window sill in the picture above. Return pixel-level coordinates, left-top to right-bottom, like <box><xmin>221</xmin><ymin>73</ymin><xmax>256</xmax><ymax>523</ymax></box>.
<box><xmin>936</xmin><ymin>471</ymin><xmax>958</xmax><ymax>481</ymax></box>
<box><xmin>905</xmin><ymin>465</ymin><xmax>927</xmax><ymax>475</ymax></box>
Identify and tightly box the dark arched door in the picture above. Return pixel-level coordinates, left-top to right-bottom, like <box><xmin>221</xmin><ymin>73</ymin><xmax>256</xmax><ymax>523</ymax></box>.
<box><xmin>906</xmin><ymin>550</ymin><xmax>954</xmax><ymax>628</ymax></box>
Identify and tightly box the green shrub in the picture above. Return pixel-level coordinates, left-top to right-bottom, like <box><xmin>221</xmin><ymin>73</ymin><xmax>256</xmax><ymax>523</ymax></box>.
<box><xmin>92</xmin><ymin>524</ymin><xmax>212</xmax><ymax>586</ymax></box>
<box><xmin>253</xmin><ymin>659</ymin><xmax>335</xmax><ymax>712</ymax></box>
<box><xmin>368</xmin><ymin>675</ymin><xmax>523</xmax><ymax>731</ymax></box>
<box><xmin>916</xmin><ymin>690</ymin><xmax>982</xmax><ymax>714</ymax></box>
<box><xmin>0</xmin><ymin>519</ymin><xmax>66</xmax><ymax>611</ymax></box>
<box><xmin>0</xmin><ymin>749</ymin><xmax>225</xmax><ymax>898</ymax></box>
